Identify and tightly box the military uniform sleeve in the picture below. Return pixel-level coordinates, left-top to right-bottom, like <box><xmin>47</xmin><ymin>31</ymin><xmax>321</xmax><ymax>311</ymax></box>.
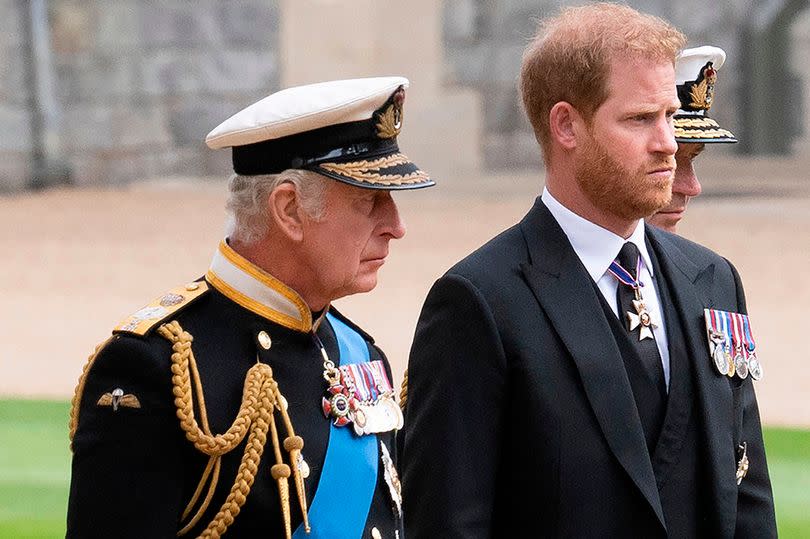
<box><xmin>66</xmin><ymin>334</ymin><xmax>186</xmax><ymax>539</ymax></box>
<box><xmin>401</xmin><ymin>273</ymin><xmax>507</xmax><ymax>538</ymax></box>
<box><xmin>726</xmin><ymin>260</ymin><xmax>777</xmax><ymax>538</ymax></box>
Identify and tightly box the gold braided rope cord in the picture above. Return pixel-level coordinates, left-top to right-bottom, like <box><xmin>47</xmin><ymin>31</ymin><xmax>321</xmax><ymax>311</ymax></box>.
<box><xmin>155</xmin><ymin>320</ymin><xmax>309</xmax><ymax>539</ymax></box>
<box><xmin>69</xmin><ymin>336</ymin><xmax>116</xmax><ymax>449</ymax></box>
<box><xmin>398</xmin><ymin>369</ymin><xmax>408</xmax><ymax>412</ymax></box>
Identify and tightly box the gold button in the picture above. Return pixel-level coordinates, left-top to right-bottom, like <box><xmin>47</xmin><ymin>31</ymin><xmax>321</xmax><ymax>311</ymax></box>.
<box><xmin>371</xmin><ymin>528</ymin><xmax>382</xmax><ymax>539</ymax></box>
<box><xmin>257</xmin><ymin>331</ymin><xmax>272</xmax><ymax>350</ymax></box>
<box><xmin>185</xmin><ymin>282</ymin><xmax>200</xmax><ymax>291</ymax></box>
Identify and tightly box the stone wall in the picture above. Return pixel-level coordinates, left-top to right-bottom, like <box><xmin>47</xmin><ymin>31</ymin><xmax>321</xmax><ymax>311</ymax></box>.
<box><xmin>1</xmin><ymin>0</ymin><xmax>808</xmax><ymax>191</ymax></box>
<box><xmin>0</xmin><ymin>0</ymin><xmax>32</xmax><ymax>190</ymax></box>
<box><xmin>54</xmin><ymin>0</ymin><xmax>280</xmax><ymax>186</ymax></box>
<box><xmin>1</xmin><ymin>0</ymin><xmax>281</xmax><ymax>190</ymax></box>
<box><xmin>442</xmin><ymin>0</ymin><xmax>808</xmax><ymax>167</ymax></box>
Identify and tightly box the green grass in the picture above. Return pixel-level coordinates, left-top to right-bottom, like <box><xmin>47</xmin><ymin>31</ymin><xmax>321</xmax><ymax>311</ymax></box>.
<box><xmin>763</xmin><ymin>427</ymin><xmax>810</xmax><ymax>538</ymax></box>
<box><xmin>0</xmin><ymin>400</ymin><xmax>71</xmax><ymax>538</ymax></box>
<box><xmin>0</xmin><ymin>399</ymin><xmax>808</xmax><ymax>537</ymax></box>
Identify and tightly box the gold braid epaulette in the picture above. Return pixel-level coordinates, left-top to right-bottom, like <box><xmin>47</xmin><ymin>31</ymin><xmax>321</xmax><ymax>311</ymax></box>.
<box><xmin>157</xmin><ymin>321</ymin><xmax>310</xmax><ymax>539</ymax></box>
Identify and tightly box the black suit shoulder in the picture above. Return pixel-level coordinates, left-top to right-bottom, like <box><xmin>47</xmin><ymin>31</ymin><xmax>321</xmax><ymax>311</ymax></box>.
<box><xmin>445</xmin><ymin>221</ymin><xmax>528</xmax><ymax>290</ymax></box>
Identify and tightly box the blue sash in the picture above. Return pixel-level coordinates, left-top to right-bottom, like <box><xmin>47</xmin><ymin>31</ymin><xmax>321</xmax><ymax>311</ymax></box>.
<box><xmin>293</xmin><ymin>313</ymin><xmax>378</xmax><ymax>538</ymax></box>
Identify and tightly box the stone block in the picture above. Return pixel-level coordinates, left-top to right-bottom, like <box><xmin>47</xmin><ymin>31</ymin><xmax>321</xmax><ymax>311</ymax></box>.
<box><xmin>214</xmin><ymin>1</ymin><xmax>279</xmax><ymax>47</ymax></box>
<box><xmin>481</xmin><ymin>85</ymin><xmax>526</xmax><ymax>133</ymax></box>
<box><xmin>139</xmin><ymin>51</ymin><xmax>205</xmax><ymax>95</ymax></box>
<box><xmin>140</xmin><ymin>49</ymin><xmax>277</xmax><ymax>97</ymax></box>
<box><xmin>201</xmin><ymin>50</ymin><xmax>278</xmax><ymax>93</ymax></box>
<box><xmin>0</xmin><ymin>154</ymin><xmax>31</xmax><ymax>192</ymax></box>
<box><xmin>50</xmin><ymin>1</ymin><xmax>98</xmax><ymax>54</ymax></box>
<box><xmin>0</xmin><ymin>105</ymin><xmax>32</xmax><ymax>153</ymax></box>
<box><xmin>443</xmin><ymin>0</ymin><xmax>479</xmax><ymax>43</ymax></box>
<box><xmin>63</xmin><ymin>104</ymin><xmax>115</xmax><ymax>151</ymax></box>
<box><xmin>167</xmin><ymin>99</ymin><xmax>244</xmax><ymax>147</ymax></box>
<box><xmin>63</xmin><ymin>102</ymin><xmax>170</xmax><ymax>151</ymax></box>
<box><xmin>95</xmin><ymin>0</ymin><xmax>141</xmax><ymax>51</ymax></box>
<box><xmin>55</xmin><ymin>52</ymin><xmax>137</xmax><ymax>101</ymax></box>
<box><xmin>444</xmin><ymin>43</ymin><xmax>489</xmax><ymax>85</ymax></box>
<box><xmin>0</xmin><ymin>0</ymin><xmax>24</xmax><ymax>49</ymax></box>
<box><xmin>115</xmin><ymin>103</ymin><xmax>172</xmax><ymax>147</ymax></box>
<box><xmin>0</xmin><ymin>44</ymin><xmax>29</xmax><ymax>103</ymax></box>
<box><xmin>483</xmin><ymin>132</ymin><xmax>543</xmax><ymax>170</ymax></box>
<box><xmin>138</xmin><ymin>2</ymin><xmax>221</xmax><ymax>47</ymax></box>
<box><xmin>398</xmin><ymin>88</ymin><xmax>482</xmax><ymax>182</ymax></box>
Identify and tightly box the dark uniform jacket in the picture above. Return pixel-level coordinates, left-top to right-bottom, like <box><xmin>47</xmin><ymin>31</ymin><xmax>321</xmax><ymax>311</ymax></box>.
<box><xmin>401</xmin><ymin>198</ymin><xmax>776</xmax><ymax>538</ymax></box>
<box><xmin>67</xmin><ymin>241</ymin><xmax>403</xmax><ymax>538</ymax></box>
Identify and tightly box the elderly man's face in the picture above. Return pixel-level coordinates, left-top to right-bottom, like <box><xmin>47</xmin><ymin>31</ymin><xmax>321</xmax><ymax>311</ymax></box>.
<box><xmin>647</xmin><ymin>142</ymin><xmax>705</xmax><ymax>232</ymax></box>
<box><xmin>574</xmin><ymin>56</ymin><xmax>680</xmax><ymax>222</ymax></box>
<box><xmin>299</xmin><ymin>181</ymin><xmax>406</xmax><ymax>305</ymax></box>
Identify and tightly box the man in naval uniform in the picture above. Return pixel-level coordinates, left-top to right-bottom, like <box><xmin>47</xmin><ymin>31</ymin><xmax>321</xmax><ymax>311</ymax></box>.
<box><xmin>400</xmin><ymin>5</ymin><xmax>776</xmax><ymax>538</ymax></box>
<box><xmin>67</xmin><ymin>77</ymin><xmax>431</xmax><ymax>539</ymax></box>
<box><xmin>648</xmin><ymin>46</ymin><xmax>738</xmax><ymax>232</ymax></box>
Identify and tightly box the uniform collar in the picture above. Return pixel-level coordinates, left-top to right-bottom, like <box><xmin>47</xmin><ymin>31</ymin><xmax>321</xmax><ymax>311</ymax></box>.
<box><xmin>206</xmin><ymin>240</ymin><xmax>318</xmax><ymax>332</ymax></box>
<box><xmin>541</xmin><ymin>187</ymin><xmax>654</xmax><ymax>282</ymax></box>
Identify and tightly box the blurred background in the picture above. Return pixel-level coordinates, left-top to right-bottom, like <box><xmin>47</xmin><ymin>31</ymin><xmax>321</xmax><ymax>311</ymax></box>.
<box><xmin>1</xmin><ymin>0</ymin><xmax>809</xmax><ymax>536</ymax></box>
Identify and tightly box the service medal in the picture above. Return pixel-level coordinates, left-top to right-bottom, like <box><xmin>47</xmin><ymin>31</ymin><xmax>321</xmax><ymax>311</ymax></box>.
<box><xmin>742</xmin><ymin>314</ymin><xmax>763</xmax><ymax>381</ymax></box>
<box><xmin>336</xmin><ymin>361</ymin><xmax>402</xmax><ymax>436</ymax></box>
<box><xmin>748</xmin><ymin>351</ymin><xmax>764</xmax><ymax>381</ymax></box>
<box><xmin>380</xmin><ymin>441</ymin><xmax>402</xmax><ymax>518</ymax></box>
<box><xmin>712</xmin><ymin>338</ymin><xmax>730</xmax><ymax>376</ymax></box>
<box><xmin>705</xmin><ymin>309</ymin><xmax>731</xmax><ymax>375</ymax></box>
<box><xmin>729</xmin><ymin>311</ymin><xmax>750</xmax><ymax>379</ymax></box>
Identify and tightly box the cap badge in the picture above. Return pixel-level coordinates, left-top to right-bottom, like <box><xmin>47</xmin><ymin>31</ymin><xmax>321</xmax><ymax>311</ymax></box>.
<box><xmin>689</xmin><ymin>62</ymin><xmax>717</xmax><ymax>111</ymax></box>
<box><xmin>375</xmin><ymin>87</ymin><xmax>405</xmax><ymax>139</ymax></box>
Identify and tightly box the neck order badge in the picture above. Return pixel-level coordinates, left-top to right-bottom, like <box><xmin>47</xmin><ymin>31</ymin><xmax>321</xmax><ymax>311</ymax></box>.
<box><xmin>293</xmin><ymin>313</ymin><xmax>378</xmax><ymax>538</ymax></box>
<box><xmin>608</xmin><ymin>244</ymin><xmax>659</xmax><ymax>341</ymax></box>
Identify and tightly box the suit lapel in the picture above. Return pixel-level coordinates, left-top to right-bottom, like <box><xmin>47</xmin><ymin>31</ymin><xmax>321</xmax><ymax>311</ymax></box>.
<box><xmin>646</xmin><ymin>227</ymin><xmax>737</xmax><ymax>536</ymax></box>
<box><xmin>518</xmin><ymin>200</ymin><xmax>665</xmax><ymax>529</ymax></box>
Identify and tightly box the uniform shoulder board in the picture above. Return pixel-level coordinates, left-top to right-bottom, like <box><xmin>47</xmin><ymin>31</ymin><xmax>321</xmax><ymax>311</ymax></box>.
<box><xmin>113</xmin><ymin>281</ymin><xmax>210</xmax><ymax>336</ymax></box>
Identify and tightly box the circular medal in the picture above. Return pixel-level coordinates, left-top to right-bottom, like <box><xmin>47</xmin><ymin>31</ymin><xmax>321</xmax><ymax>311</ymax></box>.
<box><xmin>748</xmin><ymin>354</ymin><xmax>763</xmax><ymax>381</ymax></box>
<box><xmin>734</xmin><ymin>353</ymin><xmax>748</xmax><ymax>379</ymax></box>
<box><xmin>329</xmin><ymin>393</ymin><xmax>351</xmax><ymax>418</ymax></box>
<box><xmin>297</xmin><ymin>452</ymin><xmax>310</xmax><ymax>479</ymax></box>
<box><xmin>354</xmin><ymin>407</ymin><xmax>367</xmax><ymax>428</ymax></box>
<box><xmin>725</xmin><ymin>348</ymin><xmax>735</xmax><ymax>377</ymax></box>
<box><xmin>713</xmin><ymin>345</ymin><xmax>729</xmax><ymax>375</ymax></box>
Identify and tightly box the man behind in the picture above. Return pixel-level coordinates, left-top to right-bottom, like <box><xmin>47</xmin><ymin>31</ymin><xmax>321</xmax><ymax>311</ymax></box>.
<box><xmin>401</xmin><ymin>4</ymin><xmax>775</xmax><ymax>538</ymax></box>
<box><xmin>67</xmin><ymin>77</ymin><xmax>431</xmax><ymax>538</ymax></box>
<box><xmin>649</xmin><ymin>46</ymin><xmax>738</xmax><ymax>232</ymax></box>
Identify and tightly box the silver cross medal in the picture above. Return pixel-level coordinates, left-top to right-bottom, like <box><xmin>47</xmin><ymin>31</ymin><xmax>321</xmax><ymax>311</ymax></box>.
<box><xmin>626</xmin><ymin>288</ymin><xmax>658</xmax><ymax>341</ymax></box>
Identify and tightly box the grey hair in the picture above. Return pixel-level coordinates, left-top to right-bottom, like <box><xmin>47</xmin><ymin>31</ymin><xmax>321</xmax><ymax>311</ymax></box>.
<box><xmin>225</xmin><ymin>169</ymin><xmax>329</xmax><ymax>245</ymax></box>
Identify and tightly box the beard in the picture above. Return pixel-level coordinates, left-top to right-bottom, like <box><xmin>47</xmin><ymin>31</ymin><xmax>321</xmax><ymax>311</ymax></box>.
<box><xmin>574</xmin><ymin>135</ymin><xmax>674</xmax><ymax>221</ymax></box>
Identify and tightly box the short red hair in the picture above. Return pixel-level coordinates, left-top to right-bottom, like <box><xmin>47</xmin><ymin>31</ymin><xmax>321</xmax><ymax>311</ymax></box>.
<box><xmin>519</xmin><ymin>3</ymin><xmax>686</xmax><ymax>162</ymax></box>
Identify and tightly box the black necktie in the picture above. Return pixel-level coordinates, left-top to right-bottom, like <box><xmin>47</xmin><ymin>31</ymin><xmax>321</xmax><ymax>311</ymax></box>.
<box><xmin>615</xmin><ymin>242</ymin><xmax>667</xmax><ymax>450</ymax></box>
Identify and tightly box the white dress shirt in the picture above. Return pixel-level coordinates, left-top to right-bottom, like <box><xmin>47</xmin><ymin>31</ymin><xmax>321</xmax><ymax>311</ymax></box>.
<box><xmin>541</xmin><ymin>188</ymin><xmax>671</xmax><ymax>389</ymax></box>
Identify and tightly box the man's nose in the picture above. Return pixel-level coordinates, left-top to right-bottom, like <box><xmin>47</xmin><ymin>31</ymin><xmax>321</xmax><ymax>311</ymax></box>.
<box><xmin>673</xmin><ymin>155</ymin><xmax>702</xmax><ymax>197</ymax></box>
<box><xmin>380</xmin><ymin>193</ymin><xmax>406</xmax><ymax>239</ymax></box>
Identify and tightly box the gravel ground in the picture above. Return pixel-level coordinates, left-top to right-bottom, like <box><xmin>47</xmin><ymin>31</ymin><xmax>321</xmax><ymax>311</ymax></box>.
<box><xmin>2</xmin><ymin>160</ymin><xmax>808</xmax><ymax>427</ymax></box>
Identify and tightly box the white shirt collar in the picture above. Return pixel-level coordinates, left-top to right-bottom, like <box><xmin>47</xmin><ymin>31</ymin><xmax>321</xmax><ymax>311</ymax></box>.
<box><xmin>541</xmin><ymin>187</ymin><xmax>655</xmax><ymax>281</ymax></box>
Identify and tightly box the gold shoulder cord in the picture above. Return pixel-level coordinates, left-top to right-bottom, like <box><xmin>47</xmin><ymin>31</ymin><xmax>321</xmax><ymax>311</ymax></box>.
<box><xmin>68</xmin><ymin>323</ymin><xmax>310</xmax><ymax>539</ymax></box>
<box><xmin>69</xmin><ymin>336</ymin><xmax>116</xmax><ymax>450</ymax></box>
<box><xmin>398</xmin><ymin>369</ymin><xmax>408</xmax><ymax>412</ymax></box>
<box><xmin>157</xmin><ymin>321</ymin><xmax>310</xmax><ymax>539</ymax></box>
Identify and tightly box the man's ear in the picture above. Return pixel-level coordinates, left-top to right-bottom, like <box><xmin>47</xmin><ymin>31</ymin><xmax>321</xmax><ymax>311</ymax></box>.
<box><xmin>268</xmin><ymin>182</ymin><xmax>305</xmax><ymax>242</ymax></box>
<box><xmin>549</xmin><ymin>101</ymin><xmax>583</xmax><ymax>151</ymax></box>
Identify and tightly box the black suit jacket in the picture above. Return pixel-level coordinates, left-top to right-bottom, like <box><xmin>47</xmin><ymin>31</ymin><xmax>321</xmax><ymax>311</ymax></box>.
<box><xmin>401</xmin><ymin>198</ymin><xmax>776</xmax><ymax>538</ymax></box>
